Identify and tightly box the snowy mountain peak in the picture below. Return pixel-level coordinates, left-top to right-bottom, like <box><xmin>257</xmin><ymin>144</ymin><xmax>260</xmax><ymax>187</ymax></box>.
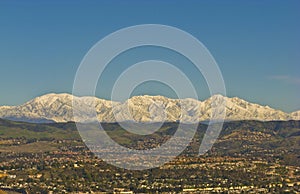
<box><xmin>0</xmin><ymin>93</ymin><xmax>299</xmax><ymax>123</ymax></box>
<box><xmin>291</xmin><ymin>111</ymin><xmax>300</xmax><ymax>120</ymax></box>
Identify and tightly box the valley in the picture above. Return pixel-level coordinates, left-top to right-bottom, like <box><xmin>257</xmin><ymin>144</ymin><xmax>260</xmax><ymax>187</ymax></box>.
<box><xmin>0</xmin><ymin>119</ymin><xmax>299</xmax><ymax>193</ymax></box>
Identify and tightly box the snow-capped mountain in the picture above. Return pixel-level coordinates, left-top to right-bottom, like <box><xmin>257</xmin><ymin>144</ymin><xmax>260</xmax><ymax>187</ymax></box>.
<box><xmin>291</xmin><ymin>111</ymin><xmax>300</xmax><ymax>120</ymax></box>
<box><xmin>0</xmin><ymin>93</ymin><xmax>298</xmax><ymax>123</ymax></box>
<box><xmin>0</xmin><ymin>93</ymin><xmax>118</xmax><ymax>123</ymax></box>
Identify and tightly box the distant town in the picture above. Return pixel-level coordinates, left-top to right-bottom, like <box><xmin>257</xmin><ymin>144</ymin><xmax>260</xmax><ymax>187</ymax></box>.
<box><xmin>0</xmin><ymin>120</ymin><xmax>299</xmax><ymax>193</ymax></box>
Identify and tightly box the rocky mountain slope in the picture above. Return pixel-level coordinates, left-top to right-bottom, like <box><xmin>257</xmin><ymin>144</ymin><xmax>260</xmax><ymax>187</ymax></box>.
<box><xmin>0</xmin><ymin>93</ymin><xmax>298</xmax><ymax>123</ymax></box>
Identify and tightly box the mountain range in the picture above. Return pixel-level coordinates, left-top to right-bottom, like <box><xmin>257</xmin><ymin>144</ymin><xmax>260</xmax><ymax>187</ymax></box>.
<box><xmin>0</xmin><ymin>93</ymin><xmax>299</xmax><ymax>123</ymax></box>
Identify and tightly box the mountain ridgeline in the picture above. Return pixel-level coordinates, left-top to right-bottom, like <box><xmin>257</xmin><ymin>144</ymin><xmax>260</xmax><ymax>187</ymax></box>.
<box><xmin>0</xmin><ymin>93</ymin><xmax>299</xmax><ymax>123</ymax></box>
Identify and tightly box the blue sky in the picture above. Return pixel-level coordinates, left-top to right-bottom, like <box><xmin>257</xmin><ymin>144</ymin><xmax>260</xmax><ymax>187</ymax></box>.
<box><xmin>0</xmin><ymin>0</ymin><xmax>299</xmax><ymax>112</ymax></box>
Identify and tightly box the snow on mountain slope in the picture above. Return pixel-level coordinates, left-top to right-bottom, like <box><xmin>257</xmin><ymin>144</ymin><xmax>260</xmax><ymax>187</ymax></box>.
<box><xmin>111</xmin><ymin>95</ymin><xmax>203</xmax><ymax>122</ymax></box>
<box><xmin>0</xmin><ymin>93</ymin><xmax>117</xmax><ymax>123</ymax></box>
<box><xmin>291</xmin><ymin>111</ymin><xmax>300</xmax><ymax>120</ymax></box>
<box><xmin>0</xmin><ymin>93</ymin><xmax>298</xmax><ymax>123</ymax></box>
<box><xmin>222</xmin><ymin>97</ymin><xmax>290</xmax><ymax>121</ymax></box>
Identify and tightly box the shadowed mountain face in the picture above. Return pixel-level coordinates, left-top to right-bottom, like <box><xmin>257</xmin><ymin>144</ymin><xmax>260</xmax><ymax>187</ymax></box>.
<box><xmin>0</xmin><ymin>93</ymin><xmax>298</xmax><ymax>123</ymax></box>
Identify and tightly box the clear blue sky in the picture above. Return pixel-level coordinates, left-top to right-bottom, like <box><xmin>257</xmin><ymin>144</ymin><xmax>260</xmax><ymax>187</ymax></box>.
<box><xmin>0</xmin><ymin>0</ymin><xmax>299</xmax><ymax>112</ymax></box>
